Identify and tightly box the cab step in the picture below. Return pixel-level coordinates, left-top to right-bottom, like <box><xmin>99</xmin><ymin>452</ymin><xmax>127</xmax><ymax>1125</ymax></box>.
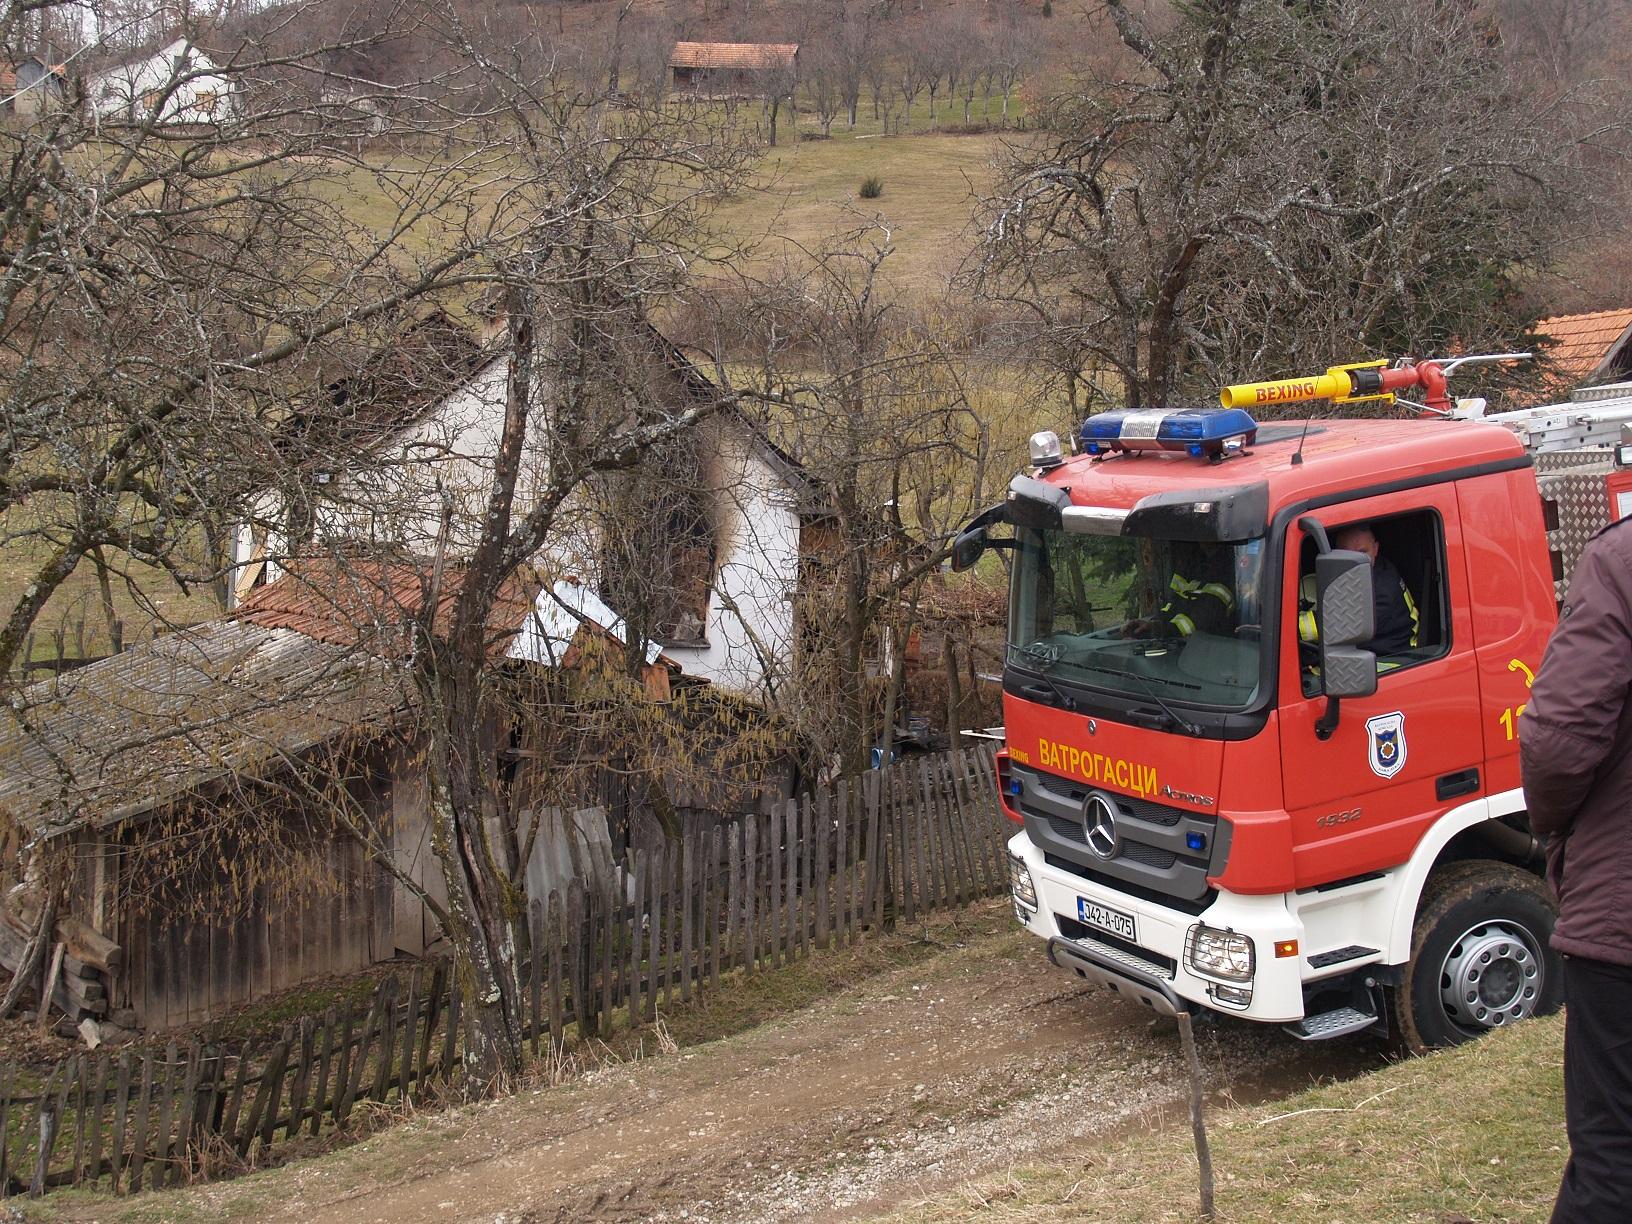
<box><xmin>1283</xmin><ymin>1005</ymin><xmax>1378</xmax><ymax>1041</ymax></box>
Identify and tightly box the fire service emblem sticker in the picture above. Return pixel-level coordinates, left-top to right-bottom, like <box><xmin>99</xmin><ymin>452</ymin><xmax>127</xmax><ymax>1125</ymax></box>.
<box><xmin>1365</xmin><ymin>711</ymin><xmax>1407</xmax><ymax>779</ymax></box>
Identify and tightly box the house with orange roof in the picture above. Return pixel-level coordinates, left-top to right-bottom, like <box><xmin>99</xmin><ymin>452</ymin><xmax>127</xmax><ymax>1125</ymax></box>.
<box><xmin>1533</xmin><ymin>307</ymin><xmax>1632</xmax><ymax>391</ymax></box>
<box><xmin>669</xmin><ymin>41</ymin><xmax>798</xmax><ymax>97</ymax></box>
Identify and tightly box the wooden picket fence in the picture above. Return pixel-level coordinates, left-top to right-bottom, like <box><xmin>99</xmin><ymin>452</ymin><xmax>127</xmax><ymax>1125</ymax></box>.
<box><xmin>0</xmin><ymin>744</ymin><xmax>1009</xmax><ymax>1197</ymax></box>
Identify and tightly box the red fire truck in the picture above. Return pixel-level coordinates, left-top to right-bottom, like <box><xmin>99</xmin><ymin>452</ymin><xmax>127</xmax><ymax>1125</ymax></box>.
<box><xmin>954</xmin><ymin>357</ymin><xmax>1632</xmax><ymax>1049</ymax></box>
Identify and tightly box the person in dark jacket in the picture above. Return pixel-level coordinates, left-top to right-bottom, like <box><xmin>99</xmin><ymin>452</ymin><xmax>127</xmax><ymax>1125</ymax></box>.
<box><xmin>1520</xmin><ymin>517</ymin><xmax>1632</xmax><ymax>1223</ymax></box>
<box><xmin>1333</xmin><ymin>524</ymin><xmax>1419</xmax><ymax>655</ymax></box>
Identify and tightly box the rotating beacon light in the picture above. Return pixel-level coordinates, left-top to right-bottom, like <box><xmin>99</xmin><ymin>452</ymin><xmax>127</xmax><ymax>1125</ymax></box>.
<box><xmin>1079</xmin><ymin>408</ymin><xmax>1259</xmax><ymax>460</ymax></box>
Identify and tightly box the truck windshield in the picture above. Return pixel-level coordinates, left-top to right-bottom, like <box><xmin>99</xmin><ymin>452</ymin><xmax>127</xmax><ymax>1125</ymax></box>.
<box><xmin>1008</xmin><ymin>528</ymin><xmax>1266</xmax><ymax>710</ymax></box>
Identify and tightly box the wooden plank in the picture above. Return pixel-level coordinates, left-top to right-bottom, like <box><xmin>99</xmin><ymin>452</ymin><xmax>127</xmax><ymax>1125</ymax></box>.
<box><xmin>815</xmin><ymin>787</ymin><xmax>833</xmax><ymax>950</ymax></box>
<box><xmin>565</xmin><ymin>881</ymin><xmax>586</xmax><ymax>1038</ymax></box>
<box><xmin>417</xmin><ymin>965</ymin><xmax>447</xmax><ymax>1097</ymax></box>
<box><xmin>710</xmin><ymin>824</ymin><xmax>726</xmax><ymax>991</ymax></box>
<box><xmin>287</xmin><ymin>1016</ymin><xmax>316</xmax><ymax>1141</ymax></box>
<box><xmin>0</xmin><ymin>1063</ymin><xmax>13</xmax><ymax>1194</ymax></box>
<box><xmin>800</xmin><ymin>794</ymin><xmax>815</xmax><ymax>957</ymax></box>
<box><xmin>547</xmin><ymin>888</ymin><xmax>567</xmax><ymax>1046</ymax></box>
<box><xmin>529</xmin><ymin>899</ymin><xmax>544</xmax><ymax>1057</ymax></box>
<box><xmin>971</xmin><ymin>746</ymin><xmax>1005</xmax><ymax>876</ymax></box>
<box><xmin>679</xmin><ymin>831</ymin><xmax>695</xmax><ymax>1004</ymax></box>
<box><xmin>598</xmin><ymin>881</ymin><xmax>616</xmax><ymax>1040</ymax></box>
<box><xmin>110</xmin><ymin>1051</ymin><xmax>136</xmax><ymax>1194</ymax></box>
<box><xmin>835</xmin><ymin>780</ymin><xmax>853</xmax><ymax>946</ymax></box>
<box><xmin>371</xmin><ymin>977</ymin><xmax>401</xmax><ymax>1104</ymax></box>
<box><xmin>745</xmin><ymin>815</ymin><xmax>761</xmax><ymax>972</ymax></box>
<box><xmin>614</xmin><ymin>864</ymin><xmax>634</xmax><ymax>1034</ymax></box>
<box><xmin>645</xmin><ymin>846</ymin><xmax>661</xmax><ymax>1021</ymax></box>
<box><xmin>869</xmin><ymin>767</ymin><xmax>889</xmax><ymax>927</ymax></box>
<box><xmin>786</xmin><ymin>800</ymin><xmax>801</xmax><ymax>961</ymax></box>
<box><xmin>725</xmin><ymin>823</ymin><xmax>742</xmax><ymax>975</ymax></box>
<box><xmin>662</xmin><ymin>840</ymin><xmax>679</xmax><ymax>1010</ymax></box>
<box><xmin>30</xmin><ymin>1064</ymin><xmax>59</xmax><ymax>1197</ymax></box>
<box><xmin>340</xmin><ymin>987</ymin><xmax>384</xmax><ymax>1122</ymax></box>
<box><xmin>310</xmin><ymin>1008</ymin><xmax>337</xmax><ymax>1136</ymax></box>
<box><xmin>86</xmin><ymin>1050</ymin><xmax>110</xmax><ymax>1187</ymax></box>
<box><xmin>0</xmin><ymin>1064</ymin><xmax>12</xmax><ymax>1194</ymax></box>
<box><xmin>168</xmin><ymin>1043</ymin><xmax>202</xmax><ymax>1187</ymax></box>
<box><xmin>329</xmin><ymin>1006</ymin><xmax>356</xmax><ymax>1128</ymax></box>
<box><xmin>399</xmin><ymin>968</ymin><xmax>421</xmax><ymax>1103</ymax></box>
<box><xmin>256</xmin><ymin>1035</ymin><xmax>292</xmax><ymax>1152</ymax></box>
<box><xmin>441</xmin><ymin>984</ymin><xmax>461</xmax><ymax>1085</ymax></box>
<box><xmin>955</xmin><ymin>749</ymin><xmax>994</xmax><ymax>895</ymax></box>
<box><xmin>71</xmin><ymin>1051</ymin><xmax>89</xmax><ymax>1186</ymax></box>
<box><xmin>766</xmin><ymin>807</ymin><xmax>783</xmax><ymax>969</ymax></box>
<box><xmin>933</xmin><ymin>754</ymin><xmax>962</xmax><ymax>908</ymax></box>
<box><xmin>151</xmin><ymin>1043</ymin><xmax>178</xmax><ymax>1190</ymax></box>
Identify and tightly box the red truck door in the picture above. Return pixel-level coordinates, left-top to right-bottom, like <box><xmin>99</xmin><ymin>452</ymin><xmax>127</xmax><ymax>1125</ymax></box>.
<box><xmin>1277</xmin><ymin>485</ymin><xmax>1484</xmax><ymax>887</ymax></box>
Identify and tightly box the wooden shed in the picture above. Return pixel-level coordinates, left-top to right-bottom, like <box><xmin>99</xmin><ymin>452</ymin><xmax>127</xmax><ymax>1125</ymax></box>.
<box><xmin>0</xmin><ymin>563</ymin><xmax>680</xmax><ymax>1031</ymax></box>
<box><xmin>669</xmin><ymin>41</ymin><xmax>798</xmax><ymax>97</ymax></box>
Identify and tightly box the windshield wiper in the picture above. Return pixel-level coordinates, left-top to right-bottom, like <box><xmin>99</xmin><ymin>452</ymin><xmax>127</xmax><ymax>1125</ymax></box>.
<box><xmin>1119</xmin><ymin>668</ymin><xmax>1202</xmax><ymax>737</ymax></box>
<box><xmin>1012</xmin><ymin>646</ymin><xmax>1078</xmax><ymax>711</ymax></box>
<box><xmin>1077</xmin><ymin>654</ymin><xmax>1203</xmax><ymax>737</ymax></box>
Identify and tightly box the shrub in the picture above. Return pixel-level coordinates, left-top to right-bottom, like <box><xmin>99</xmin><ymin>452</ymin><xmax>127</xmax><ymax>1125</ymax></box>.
<box><xmin>858</xmin><ymin>175</ymin><xmax>884</xmax><ymax>200</ymax></box>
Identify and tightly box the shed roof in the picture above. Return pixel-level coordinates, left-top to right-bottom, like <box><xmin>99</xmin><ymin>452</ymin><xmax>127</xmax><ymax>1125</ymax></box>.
<box><xmin>1534</xmin><ymin>308</ymin><xmax>1632</xmax><ymax>389</ymax></box>
<box><xmin>668</xmin><ymin>41</ymin><xmax>798</xmax><ymax>71</ymax></box>
<box><xmin>0</xmin><ymin>621</ymin><xmax>412</xmax><ymax>838</ymax></box>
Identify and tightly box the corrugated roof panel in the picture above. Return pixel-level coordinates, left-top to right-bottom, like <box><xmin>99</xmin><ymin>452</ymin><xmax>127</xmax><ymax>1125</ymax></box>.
<box><xmin>0</xmin><ymin>621</ymin><xmax>412</xmax><ymax>837</ymax></box>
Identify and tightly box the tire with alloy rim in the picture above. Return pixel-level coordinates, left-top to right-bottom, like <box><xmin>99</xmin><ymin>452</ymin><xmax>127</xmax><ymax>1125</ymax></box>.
<box><xmin>1392</xmin><ymin>859</ymin><xmax>1562</xmax><ymax>1054</ymax></box>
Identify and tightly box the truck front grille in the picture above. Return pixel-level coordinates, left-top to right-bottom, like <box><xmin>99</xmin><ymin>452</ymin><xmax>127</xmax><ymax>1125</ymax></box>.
<box><xmin>1015</xmin><ymin>761</ymin><xmax>1225</xmax><ymax>905</ymax></box>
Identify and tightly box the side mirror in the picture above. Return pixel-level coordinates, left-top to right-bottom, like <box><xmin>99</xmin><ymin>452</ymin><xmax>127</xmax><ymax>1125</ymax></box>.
<box><xmin>950</xmin><ymin>526</ymin><xmax>987</xmax><ymax>573</ymax></box>
<box><xmin>1316</xmin><ymin>549</ymin><xmax>1377</xmax><ymax>699</ymax></box>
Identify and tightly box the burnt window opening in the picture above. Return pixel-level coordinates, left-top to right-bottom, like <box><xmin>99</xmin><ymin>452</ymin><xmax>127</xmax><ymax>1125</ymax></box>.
<box><xmin>598</xmin><ymin>434</ymin><xmax>718</xmax><ymax>651</ymax></box>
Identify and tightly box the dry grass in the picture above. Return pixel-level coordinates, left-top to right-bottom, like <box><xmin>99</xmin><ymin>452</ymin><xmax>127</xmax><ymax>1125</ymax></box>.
<box><xmin>709</xmin><ymin>130</ymin><xmax>1008</xmax><ymax>294</ymax></box>
<box><xmin>881</xmin><ymin>1012</ymin><xmax>1569</xmax><ymax>1224</ymax></box>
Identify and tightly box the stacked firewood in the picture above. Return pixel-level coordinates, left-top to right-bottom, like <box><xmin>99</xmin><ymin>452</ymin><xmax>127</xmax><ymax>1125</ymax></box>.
<box><xmin>0</xmin><ymin>886</ymin><xmax>123</xmax><ymax>1035</ymax></box>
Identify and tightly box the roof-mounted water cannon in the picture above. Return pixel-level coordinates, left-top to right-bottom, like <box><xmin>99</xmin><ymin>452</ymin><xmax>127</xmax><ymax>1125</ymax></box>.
<box><xmin>1220</xmin><ymin>353</ymin><xmax>1532</xmax><ymax>418</ymax></box>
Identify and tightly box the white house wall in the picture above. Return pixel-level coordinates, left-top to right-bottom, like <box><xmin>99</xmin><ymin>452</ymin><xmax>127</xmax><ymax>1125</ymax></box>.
<box><xmin>658</xmin><ymin>426</ymin><xmax>800</xmax><ymax>698</ymax></box>
<box><xmin>89</xmin><ymin>40</ymin><xmax>239</xmax><ymax>124</ymax></box>
<box><xmin>233</xmin><ymin>356</ymin><xmax>805</xmax><ymax>702</ymax></box>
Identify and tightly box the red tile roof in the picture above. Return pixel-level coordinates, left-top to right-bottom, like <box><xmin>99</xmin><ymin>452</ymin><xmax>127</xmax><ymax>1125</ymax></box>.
<box><xmin>669</xmin><ymin>41</ymin><xmax>798</xmax><ymax>71</ymax></box>
<box><xmin>1534</xmin><ymin>308</ymin><xmax>1632</xmax><ymax>388</ymax></box>
<box><xmin>234</xmin><ymin>559</ymin><xmax>539</xmax><ymax>662</ymax></box>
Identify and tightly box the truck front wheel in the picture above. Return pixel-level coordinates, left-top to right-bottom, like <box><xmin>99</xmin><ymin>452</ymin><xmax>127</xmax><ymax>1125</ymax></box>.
<box><xmin>1392</xmin><ymin>860</ymin><xmax>1563</xmax><ymax>1054</ymax></box>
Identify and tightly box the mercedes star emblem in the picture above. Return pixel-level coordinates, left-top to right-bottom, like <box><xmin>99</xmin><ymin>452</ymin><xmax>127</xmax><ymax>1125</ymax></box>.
<box><xmin>1083</xmin><ymin>791</ymin><xmax>1122</xmax><ymax>860</ymax></box>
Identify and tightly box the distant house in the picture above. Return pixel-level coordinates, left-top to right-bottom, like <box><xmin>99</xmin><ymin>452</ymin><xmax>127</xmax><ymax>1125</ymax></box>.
<box><xmin>1533</xmin><ymin>308</ymin><xmax>1632</xmax><ymax>392</ymax></box>
<box><xmin>669</xmin><ymin>41</ymin><xmax>798</xmax><ymax>97</ymax></box>
<box><xmin>2</xmin><ymin>56</ymin><xmax>66</xmax><ymax>116</ymax></box>
<box><xmin>87</xmin><ymin>37</ymin><xmax>238</xmax><ymax>125</ymax></box>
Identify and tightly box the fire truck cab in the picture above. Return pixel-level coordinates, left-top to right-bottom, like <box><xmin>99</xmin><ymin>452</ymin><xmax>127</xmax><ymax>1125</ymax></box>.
<box><xmin>960</xmin><ymin>367</ymin><xmax>1632</xmax><ymax>1049</ymax></box>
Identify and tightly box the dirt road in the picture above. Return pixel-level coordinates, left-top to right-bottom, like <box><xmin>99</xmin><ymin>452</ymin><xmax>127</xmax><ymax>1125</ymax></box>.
<box><xmin>76</xmin><ymin>903</ymin><xmax>1386</xmax><ymax>1224</ymax></box>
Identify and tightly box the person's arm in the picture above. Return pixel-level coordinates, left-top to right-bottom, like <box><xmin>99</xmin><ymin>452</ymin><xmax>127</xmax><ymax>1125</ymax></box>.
<box><xmin>1520</xmin><ymin>534</ymin><xmax>1632</xmax><ymax>837</ymax></box>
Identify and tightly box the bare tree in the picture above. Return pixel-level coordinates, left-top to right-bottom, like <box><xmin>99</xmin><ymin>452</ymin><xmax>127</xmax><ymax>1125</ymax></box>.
<box><xmin>715</xmin><ymin>224</ymin><xmax>990</xmax><ymax>775</ymax></box>
<box><xmin>968</xmin><ymin>0</ymin><xmax>1609</xmax><ymax>410</ymax></box>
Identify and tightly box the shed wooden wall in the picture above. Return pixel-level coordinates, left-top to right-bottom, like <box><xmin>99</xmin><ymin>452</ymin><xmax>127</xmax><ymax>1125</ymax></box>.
<box><xmin>110</xmin><ymin>827</ymin><xmax>393</xmax><ymax>1030</ymax></box>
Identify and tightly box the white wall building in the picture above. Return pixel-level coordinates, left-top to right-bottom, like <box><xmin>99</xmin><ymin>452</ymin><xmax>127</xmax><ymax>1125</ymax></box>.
<box><xmin>88</xmin><ymin>38</ymin><xmax>238</xmax><ymax>125</ymax></box>
<box><xmin>232</xmin><ymin>337</ymin><xmax>820</xmax><ymax>701</ymax></box>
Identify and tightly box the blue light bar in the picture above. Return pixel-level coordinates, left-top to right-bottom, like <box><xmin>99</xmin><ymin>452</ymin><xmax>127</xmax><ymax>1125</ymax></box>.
<box><xmin>1080</xmin><ymin>408</ymin><xmax>1259</xmax><ymax>458</ymax></box>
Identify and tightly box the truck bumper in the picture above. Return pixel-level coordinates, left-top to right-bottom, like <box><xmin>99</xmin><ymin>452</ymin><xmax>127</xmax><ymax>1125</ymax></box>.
<box><xmin>1009</xmin><ymin>830</ymin><xmax>1308</xmax><ymax>1023</ymax></box>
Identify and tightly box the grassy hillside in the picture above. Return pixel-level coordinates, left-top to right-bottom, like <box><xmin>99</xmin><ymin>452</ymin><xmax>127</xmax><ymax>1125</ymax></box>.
<box><xmin>710</xmin><ymin>128</ymin><xmax>1005</xmax><ymax>293</ymax></box>
<box><xmin>882</xmin><ymin>1014</ymin><xmax>1569</xmax><ymax>1223</ymax></box>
